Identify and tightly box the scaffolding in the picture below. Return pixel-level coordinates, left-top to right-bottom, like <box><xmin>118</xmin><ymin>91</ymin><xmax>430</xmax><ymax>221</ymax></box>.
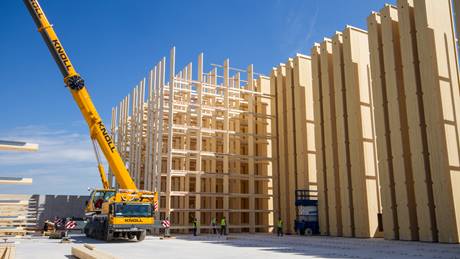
<box><xmin>110</xmin><ymin>48</ymin><xmax>274</xmax><ymax>233</ymax></box>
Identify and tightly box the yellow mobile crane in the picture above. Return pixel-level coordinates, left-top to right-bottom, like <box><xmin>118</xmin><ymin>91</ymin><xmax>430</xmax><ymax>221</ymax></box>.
<box><xmin>23</xmin><ymin>0</ymin><xmax>158</xmax><ymax>241</ymax></box>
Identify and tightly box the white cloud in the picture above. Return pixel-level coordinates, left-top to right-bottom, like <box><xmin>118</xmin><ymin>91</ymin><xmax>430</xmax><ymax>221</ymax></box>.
<box><xmin>278</xmin><ymin>0</ymin><xmax>320</xmax><ymax>56</ymax></box>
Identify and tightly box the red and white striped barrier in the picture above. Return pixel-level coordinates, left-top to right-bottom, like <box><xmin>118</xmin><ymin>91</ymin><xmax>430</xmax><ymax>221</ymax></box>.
<box><xmin>162</xmin><ymin>220</ymin><xmax>170</xmax><ymax>228</ymax></box>
<box><xmin>65</xmin><ymin>220</ymin><xmax>76</xmax><ymax>229</ymax></box>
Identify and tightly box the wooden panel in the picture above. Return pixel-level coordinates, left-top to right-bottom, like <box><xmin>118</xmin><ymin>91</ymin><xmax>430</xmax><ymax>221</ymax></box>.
<box><xmin>332</xmin><ymin>32</ymin><xmax>355</xmax><ymax>237</ymax></box>
<box><xmin>270</xmin><ymin>69</ymin><xmax>280</xmax><ymax>230</ymax></box>
<box><xmin>284</xmin><ymin>60</ymin><xmax>297</xmax><ymax>233</ymax></box>
<box><xmin>320</xmin><ymin>39</ymin><xmax>342</xmax><ymax>236</ymax></box>
<box><xmin>414</xmin><ymin>0</ymin><xmax>460</xmax><ymax>243</ymax></box>
<box><xmin>276</xmin><ymin>64</ymin><xmax>290</xmax><ymax>233</ymax></box>
<box><xmin>343</xmin><ymin>26</ymin><xmax>382</xmax><ymax>238</ymax></box>
<box><xmin>312</xmin><ymin>44</ymin><xmax>329</xmax><ymax>235</ymax></box>
<box><xmin>397</xmin><ymin>0</ymin><xmax>438</xmax><ymax>242</ymax></box>
<box><xmin>367</xmin><ymin>12</ymin><xmax>399</xmax><ymax>240</ymax></box>
<box><xmin>380</xmin><ymin>5</ymin><xmax>419</xmax><ymax>240</ymax></box>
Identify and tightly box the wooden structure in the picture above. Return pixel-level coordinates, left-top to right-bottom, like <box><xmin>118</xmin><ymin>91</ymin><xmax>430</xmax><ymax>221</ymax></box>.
<box><xmin>111</xmin><ymin>48</ymin><xmax>274</xmax><ymax>233</ymax></box>
<box><xmin>310</xmin><ymin>26</ymin><xmax>382</xmax><ymax>238</ymax></box>
<box><xmin>0</xmin><ymin>194</ymin><xmax>37</xmax><ymax>236</ymax></box>
<box><xmin>270</xmin><ymin>55</ymin><xmax>318</xmax><ymax>234</ymax></box>
<box><xmin>368</xmin><ymin>0</ymin><xmax>460</xmax><ymax>243</ymax></box>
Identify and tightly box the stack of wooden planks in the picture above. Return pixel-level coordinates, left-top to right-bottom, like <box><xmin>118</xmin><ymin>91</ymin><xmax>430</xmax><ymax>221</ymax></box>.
<box><xmin>0</xmin><ymin>195</ymin><xmax>36</xmax><ymax>236</ymax></box>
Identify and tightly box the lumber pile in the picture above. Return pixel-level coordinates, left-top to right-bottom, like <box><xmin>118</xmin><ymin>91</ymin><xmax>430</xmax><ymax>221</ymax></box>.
<box><xmin>0</xmin><ymin>195</ymin><xmax>37</xmax><ymax>236</ymax></box>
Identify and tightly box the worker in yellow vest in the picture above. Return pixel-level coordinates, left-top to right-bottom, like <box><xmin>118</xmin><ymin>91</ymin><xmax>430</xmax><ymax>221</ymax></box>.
<box><xmin>277</xmin><ymin>217</ymin><xmax>283</xmax><ymax>237</ymax></box>
<box><xmin>220</xmin><ymin>216</ymin><xmax>227</xmax><ymax>236</ymax></box>
<box><xmin>192</xmin><ymin>218</ymin><xmax>198</xmax><ymax>236</ymax></box>
<box><xmin>211</xmin><ymin>217</ymin><xmax>217</xmax><ymax>234</ymax></box>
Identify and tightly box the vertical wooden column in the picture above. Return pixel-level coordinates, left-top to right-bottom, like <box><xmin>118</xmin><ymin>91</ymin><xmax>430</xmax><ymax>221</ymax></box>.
<box><xmin>312</xmin><ymin>44</ymin><xmax>329</xmax><ymax>235</ymax></box>
<box><xmin>367</xmin><ymin>13</ymin><xmax>399</xmax><ymax>240</ymax></box>
<box><xmin>234</xmin><ymin>73</ymin><xmax>242</xmax><ymax>230</ymax></box>
<box><xmin>414</xmin><ymin>0</ymin><xmax>460</xmax><ymax>243</ymax></box>
<box><xmin>145</xmin><ymin>69</ymin><xmax>155</xmax><ymax>191</ymax></box>
<box><xmin>343</xmin><ymin>26</ymin><xmax>381</xmax><ymax>238</ymax></box>
<box><xmin>275</xmin><ymin>64</ymin><xmax>290</xmax><ymax>233</ymax></box>
<box><xmin>397</xmin><ymin>0</ymin><xmax>437</xmax><ymax>242</ymax></box>
<box><xmin>284</xmin><ymin>59</ymin><xmax>297</xmax><ymax>234</ymax></box>
<box><xmin>259</xmin><ymin>75</ymin><xmax>273</xmax><ymax>231</ymax></box>
<box><xmin>129</xmin><ymin>85</ymin><xmax>138</xmax><ymax>182</ymax></box>
<box><xmin>247</xmin><ymin>64</ymin><xmax>256</xmax><ymax>233</ymax></box>
<box><xmin>368</xmin><ymin>5</ymin><xmax>419</xmax><ymax>241</ymax></box>
<box><xmin>109</xmin><ymin>107</ymin><xmax>116</xmax><ymax>188</ymax></box>
<box><xmin>320</xmin><ymin>39</ymin><xmax>342</xmax><ymax>236</ymax></box>
<box><xmin>270</xmin><ymin>69</ymin><xmax>280</xmax><ymax>229</ymax></box>
<box><xmin>196</xmin><ymin>53</ymin><xmax>203</xmax><ymax>234</ymax></box>
<box><xmin>332</xmin><ymin>33</ymin><xmax>355</xmax><ymax>237</ymax></box>
<box><xmin>381</xmin><ymin>5</ymin><xmax>418</xmax><ymax>240</ymax></box>
<box><xmin>223</xmin><ymin>60</ymin><xmax>231</xmax><ymax>230</ymax></box>
<box><xmin>166</xmin><ymin>48</ymin><xmax>176</xmax><ymax>218</ymax></box>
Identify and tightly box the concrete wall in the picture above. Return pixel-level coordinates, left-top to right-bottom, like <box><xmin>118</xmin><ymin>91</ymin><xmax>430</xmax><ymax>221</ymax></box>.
<box><xmin>33</xmin><ymin>195</ymin><xmax>89</xmax><ymax>228</ymax></box>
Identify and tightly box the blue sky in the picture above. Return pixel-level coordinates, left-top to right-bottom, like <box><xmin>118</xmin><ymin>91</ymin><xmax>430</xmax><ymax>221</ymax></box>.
<box><xmin>0</xmin><ymin>0</ymin><xmax>393</xmax><ymax>195</ymax></box>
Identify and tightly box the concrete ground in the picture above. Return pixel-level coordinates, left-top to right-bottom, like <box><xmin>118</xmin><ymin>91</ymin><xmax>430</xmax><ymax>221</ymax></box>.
<box><xmin>10</xmin><ymin>233</ymin><xmax>460</xmax><ymax>259</ymax></box>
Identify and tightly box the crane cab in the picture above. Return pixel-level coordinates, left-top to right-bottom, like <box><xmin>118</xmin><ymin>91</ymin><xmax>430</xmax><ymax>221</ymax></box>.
<box><xmin>85</xmin><ymin>189</ymin><xmax>116</xmax><ymax>214</ymax></box>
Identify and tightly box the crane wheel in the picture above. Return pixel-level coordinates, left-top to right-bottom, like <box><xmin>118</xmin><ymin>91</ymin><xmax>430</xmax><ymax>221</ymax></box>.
<box><xmin>127</xmin><ymin>233</ymin><xmax>135</xmax><ymax>240</ymax></box>
<box><xmin>136</xmin><ymin>231</ymin><xmax>146</xmax><ymax>241</ymax></box>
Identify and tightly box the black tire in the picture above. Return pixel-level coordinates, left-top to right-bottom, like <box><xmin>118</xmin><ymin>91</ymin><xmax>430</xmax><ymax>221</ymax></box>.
<box><xmin>127</xmin><ymin>233</ymin><xmax>135</xmax><ymax>240</ymax></box>
<box><xmin>136</xmin><ymin>231</ymin><xmax>146</xmax><ymax>241</ymax></box>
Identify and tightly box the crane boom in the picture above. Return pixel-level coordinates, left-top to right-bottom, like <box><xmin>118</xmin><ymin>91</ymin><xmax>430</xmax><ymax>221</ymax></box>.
<box><xmin>24</xmin><ymin>0</ymin><xmax>137</xmax><ymax>191</ymax></box>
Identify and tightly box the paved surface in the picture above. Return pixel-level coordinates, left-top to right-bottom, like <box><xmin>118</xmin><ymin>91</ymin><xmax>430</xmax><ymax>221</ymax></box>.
<box><xmin>10</xmin><ymin>233</ymin><xmax>460</xmax><ymax>259</ymax></box>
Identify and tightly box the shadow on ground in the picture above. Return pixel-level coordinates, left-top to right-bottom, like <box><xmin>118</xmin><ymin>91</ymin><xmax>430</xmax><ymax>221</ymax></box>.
<box><xmin>173</xmin><ymin>233</ymin><xmax>460</xmax><ymax>259</ymax></box>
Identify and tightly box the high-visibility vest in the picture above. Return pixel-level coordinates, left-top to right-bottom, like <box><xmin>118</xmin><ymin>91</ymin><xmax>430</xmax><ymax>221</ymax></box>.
<box><xmin>277</xmin><ymin>220</ymin><xmax>283</xmax><ymax>228</ymax></box>
<box><xmin>221</xmin><ymin>218</ymin><xmax>226</xmax><ymax>226</ymax></box>
<box><xmin>211</xmin><ymin>218</ymin><xmax>216</xmax><ymax>225</ymax></box>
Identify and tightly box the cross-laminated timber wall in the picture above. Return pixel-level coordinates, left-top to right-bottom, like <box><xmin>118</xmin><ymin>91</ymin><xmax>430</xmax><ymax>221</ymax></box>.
<box><xmin>270</xmin><ymin>55</ymin><xmax>317</xmax><ymax>234</ymax></box>
<box><xmin>368</xmin><ymin>0</ymin><xmax>460</xmax><ymax>243</ymax></box>
<box><xmin>311</xmin><ymin>26</ymin><xmax>382</xmax><ymax>238</ymax></box>
<box><xmin>111</xmin><ymin>48</ymin><xmax>274</xmax><ymax>233</ymax></box>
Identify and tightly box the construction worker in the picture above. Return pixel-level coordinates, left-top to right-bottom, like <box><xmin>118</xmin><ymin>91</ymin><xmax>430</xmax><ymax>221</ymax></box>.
<box><xmin>220</xmin><ymin>216</ymin><xmax>227</xmax><ymax>236</ymax></box>
<box><xmin>277</xmin><ymin>217</ymin><xmax>283</xmax><ymax>237</ymax></box>
<box><xmin>192</xmin><ymin>218</ymin><xmax>198</xmax><ymax>236</ymax></box>
<box><xmin>211</xmin><ymin>217</ymin><xmax>217</xmax><ymax>234</ymax></box>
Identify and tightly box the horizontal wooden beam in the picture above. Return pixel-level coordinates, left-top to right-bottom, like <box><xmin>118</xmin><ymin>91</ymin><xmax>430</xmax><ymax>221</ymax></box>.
<box><xmin>0</xmin><ymin>177</ymin><xmax>32</xmax><ymax>185</ymax></box>
<box><xmin>0</xmin><ymin>140</ymin><xmax>38</xmax><ymax>152</ymax></box>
